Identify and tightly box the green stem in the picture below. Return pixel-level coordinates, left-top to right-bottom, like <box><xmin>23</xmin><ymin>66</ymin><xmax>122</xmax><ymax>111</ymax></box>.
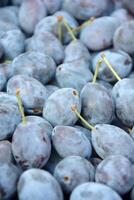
<box><xmin>128</xmin><ymin>128</ymin><xmax>132</xmax><ymax>133</ymax></box>
<box><xmin>4</xmin><ymin>60</ymin><xmax>12</xmax><ymax>64</ymax></box>
<box><xmin>71</xmin><ymin>105</ymin><xmax>95</xmax><ymax>131</ymax></box>
<box><xmin>63</xmin><ymin>19</ymin><xmax>77</xmax><ymax>41</ymax></box>
<box><xmin>58</xmin><ymin>21</ymin><xmax>62</xmax><ymax>42</ymax></box>
<box><xmin>57</xmin><ymin>16</ymin><xmax>63</xmax><ymax>42</ymax></box>
<box><xmin>16</xmin><ymin>89</ymin><xmax>26</xmax><ymax>125</ymax></box>
<box><xmin>101</xmin><ymin>54</ymin><xmax>121</xmax><ymax>81</ymax></box>
<box><xmin>92</xmin><ymin>59</ymin><xmax>102</xmax><ymax>83</ymax></box>
<box><xmin>72</xmin><ymin>17</ymin><xmax>95</xmax><ymax>33</ymax></box>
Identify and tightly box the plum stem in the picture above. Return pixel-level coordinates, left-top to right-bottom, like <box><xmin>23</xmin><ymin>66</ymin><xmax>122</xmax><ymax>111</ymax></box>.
<box><xmin>58</xmin><ymin>21</ymin><xmax>62</xmax><ymax>42</ymax></box>
<box><xmin>92</xmin><ymin>59</ymin><xmax>102</xmax><ymax>83</ymax></box>
<box><xmin>57</xmin><ymin>16</ymin><xmax>63</xmax><ymax>42</ymax></box>
<box><xmin>72</xmin><ymin>17</ymin><xmax>95</xmax><ymax>33</ymax></box>
<box><xmin>101</xmin><ymin>54</ymin><xmax>121</xmax><ymax>81</ymax></box>
<box><xmin>16</xmin><ymin>89</ymin><xmax>26</xmax><ymax>124</ymax></box>
<box><xmin>4</xmin><ymin>60</ymin><xmax>12</xmax><ymax>64</ymax></box>
<box><xmin>63</xmin><ymin>19</ymin><xmax>77</xmax><ymax>41</ymax></box>
<box><xmin>71</xmin><ymin>105</ymin><xmax>95</xmax><ymax>131</ymax></box>
<box><xmin>128</xmin><ymin>128</ymin><xmax>132</xmax><ymax>133</ymax></box>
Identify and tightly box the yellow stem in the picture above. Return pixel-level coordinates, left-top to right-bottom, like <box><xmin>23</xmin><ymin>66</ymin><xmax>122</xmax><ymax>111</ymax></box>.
<box><xmin>57</xmin><ymin>16</ymin><xmax>63</xmax><ymax>42</ymax></box>
<box><xmin>71</xmin><ymin>105</ymin><xmax>95</xmax><ymax>131</ymax></box>
<box><xmin>101</xmin><ymin>54</ymin><xmax>121</xmax><ymax>81</ymax></box>
<box><xmin>58</xmin><ymin>21</ymin><xmax>62</xmax><ymax>42</ymax></box>
<box><xmin>92</xmin><ymin>59</ymin><xmax>102</xmax><ymax>83</ymax></box>
<box><xmin>63</xmin><ymin>19</ymin><xmax>77</xmax><ymax>41</ymax></box>
<box><xmin>16</xmin><ymin>89</ymin><xmax>26</xmax><ymax>125</ymax></box>
<box><xmin>4</xmin><ymin>60</ymin><xmax>12</xmax><ymax>64</ymax></box>
<box><xmin>128</xmin><ymin>128</ymin><xmax>132</xmax><ymax>133</ymax></box>
<box><xmin>72</xmin><ymin>17</ymin><xmax>95</xmax><ymax>33</ymax></box>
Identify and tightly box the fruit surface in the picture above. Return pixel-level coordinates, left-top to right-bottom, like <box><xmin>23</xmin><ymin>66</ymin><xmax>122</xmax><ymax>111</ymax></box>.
<box><xmin>17</xmin><ymin>169</ymin><xmax>63</xmax><ymax>200</ymax></box>
<box><xmin>0</xmin><ymin>1</ymin><xmax>133</xmax><ymax>199</ymax></box>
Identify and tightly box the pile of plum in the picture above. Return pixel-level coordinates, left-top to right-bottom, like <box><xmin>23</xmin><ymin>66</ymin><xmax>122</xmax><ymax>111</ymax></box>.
<box><xmin>1</xmin><ymin>0</ymin><xmax>134</xmax><ymax>199</ymax></box>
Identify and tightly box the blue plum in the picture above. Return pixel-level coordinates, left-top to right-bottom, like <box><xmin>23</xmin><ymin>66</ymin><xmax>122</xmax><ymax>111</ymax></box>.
<box><xmin>52</xmin><ymin>126</ymin><xmax>92</xmax><ymax>158</ymax></box>
<box><xmin>0</xmin><ymin>101</ymin><xmax>21</xmax><ymax>140</ymax></box>
<box><xmin>80</xmin><ymin>82</ymin><xmax>115</xmax><ymax>125</ymax></box>
<box><xmin>26</xmin><ymin>31</ymin><xmax>64</xmax><ymax>64</ymax></box>
<box><xmin>111</xmin><ymin>8</ymin><xmax>133</xmax><ymax>24</ymax></box>
<box><xmin>95</xmin><ymin>155</ymin><xmax>134</xmax><ymax>194</ymax></box>
<box><xmin>12</xmin><ymin>116</ymin><xmax>51</xmax><ymax>169</ymax></box>
<box><xmin>75</xmin><ymin>125</ymin><xmax>91</xmax><ymax>142</ymax></box>
<box><xmin>80</xmin><ymin>16</ymin><xmax>120</xmax><ymax>51</ymax></box>
<box><xmin>12</xmin><ymin>51</ymin><xmax>56</xmax><ymax>85</ymax></box>
<box><xmin>64</xmin><ymin>39</ymin><xmax>91</xmax><ymax>65</ymax></box>
<box><xmin>35</xmin><ymin>11</ymin><xmax>78</xmax><ymax>44</ymax></box>
<box><xmin>112</xmin><ymin>78</ymin><xmax>134</xmax><ymax>127</ymax></box>
<box><xmin>92</xmin><ymin>124</ymin><xmax>134</xmax><ymax>163</ymax></box>
<box><xmin>96</xmin><ymin>80</ymin><xmax>113</xmax><ymax>93</ymax></box>
<box><xmin>0</xmin><ymin>140</ymin><xmax>14</xmax><ymax>163</ymax></box>
<box><xmin>19</xmin><ymin>0</ymin><xmax>47</xmax><ymax>34</ymax></box>
<box><xmin>123</xmin><ymin>0</ymin><xmax>134</xmax><ymax>15</ymax></box>
<box><xmin>54</xmin><ymin>10</ymin><xmax>78</xmax><ymax>44</ymax></box>
<box><xmin>34</xmin><ymin>16</ymin><xmax>60</xmax><ymax>36</ymax></box>
<box><xmin>17</xmin><ymin>169</ymin><xmax>63</xmax><ymax>200</ymax></box>
<box><xmin>70</xmin><ymin>182</ymin><xmax>122</xmax><ymax>200</ymax></box>
<box><xmin>0</xmin><ymin>162</ymin><xmax>21</xmax><ymax>199</ymax></box>
<box><xmin>92</xmin><ymin>49</ymin><xmax>132</xmax><ymax>82</ymax></box>
<box><xmin>56</xmin><ymin>60</ymin><xmax>93</xmax><ymax>92</ymax></box>
<box><xmin>43</xmin><ymin>88</ymin><xmax>81</xmax><ymax>126</ymax></box>
<box><xmin>62</xmin><ymin>0</ymin><xmax>108</xmax><ymax>20</ymax></box>
<box><xmin>25</xmin><ymin>116</ymin><xmax>53</xmax><ymax>139</ymax></box>
<box><xmin>113</xmin><ymin>20</ymin><xmax>134</xmax><ymax>54</ymax></box>
<box><xmin>0</xmin><ymin>6</ymin><xmax>19</xmax><ymax>26</ymax></box>
<box><xmin>43</xmin><ymin>0</ymin><xmax>62</xmax><ymax>14</ymax></box>
<box><xmin>0</xmin><ymin>29</ymin><xmax>25</xmax><ymax>59</ymax></box>
<box><xmin>54</xmin><ymin>155</ymin><xmax>95</xmax><ymax>193</ymax></box>
<box><xmin>7</xmin><ymin>75</ymin><xmax>48</xmax><ymax>110</ymax></box>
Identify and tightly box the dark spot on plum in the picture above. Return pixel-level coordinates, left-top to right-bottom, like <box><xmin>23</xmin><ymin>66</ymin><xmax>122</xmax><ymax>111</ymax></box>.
<box><xmin>35</xmin><ymin>155</ymin><xmax>47</xmax><ymax>167</ymax></box>
<box><xmin>0</xmin><ymin>107</ymin><xmax>9</xmax><ymax>114</ymax></box>
<box><xmin>63</xmin><ymin>176</ymin><xmax>70</xmax><ymax>182</ymax></box>
<box><xmin>103</xmin><ymin>68</ymin><xmax>113</xmax><ymax>80</ymax></box>
<box><xmin>15</xmin><ymin>155</ymin><xmax>20</xmax><ymax>159</ymax></box>
<box><xmin>18</xmin><ymin>160</ymin><xmax>29</xmax><ymax>168</ymax></box>
<box><xmin>116</xmin><ymin>92</ymin><xmax>120</xmax><ymax>98</ymax></box>
<box><xmin>72</xmin><ymin>90</ymin><xmax>78</xmax><ymax>96</ymax></box>
<box><xmin>42</xmin><ymin>137</ymin><xmax>46</xmax><ymax>143</ymax></box>
<box><xmin>32</xmin><ymin>108</ymin><xmax>42</xmax><ymax>113</ymax></box>
<box><xmin>122</xmin><ymin>174</ymin><xmax>128</xmax><ymax>182</ymax></box>
<box><xmin>124</xmin><ymin>59</ymin><xmax>131</xmax><ymax>65</ymax></box>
